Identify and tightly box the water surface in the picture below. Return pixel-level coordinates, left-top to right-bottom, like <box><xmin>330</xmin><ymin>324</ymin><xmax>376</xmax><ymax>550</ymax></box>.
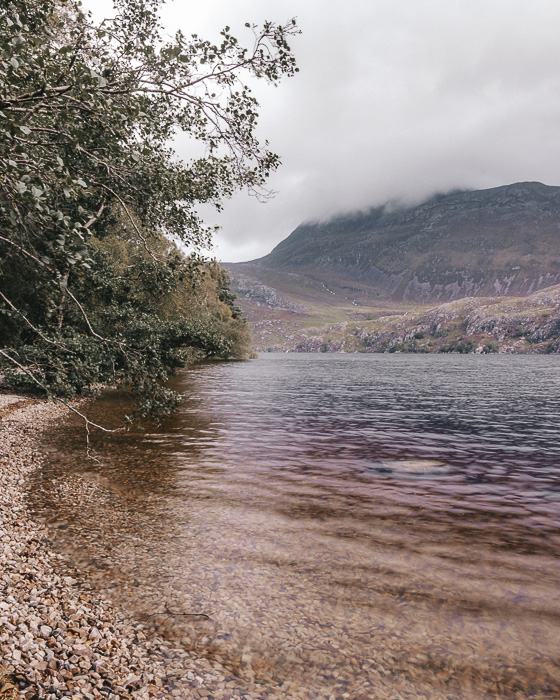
<box><xmin>30</xmin><ymin>354</ymin><xmax>560</xmax><ymax>698</ymax></box>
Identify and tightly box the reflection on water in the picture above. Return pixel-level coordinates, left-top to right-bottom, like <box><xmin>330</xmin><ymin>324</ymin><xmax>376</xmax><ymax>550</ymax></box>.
<box><xmin>30</xmin><ymin>354</ymin><xmax>560</xmax><ymax>698</ymax></box>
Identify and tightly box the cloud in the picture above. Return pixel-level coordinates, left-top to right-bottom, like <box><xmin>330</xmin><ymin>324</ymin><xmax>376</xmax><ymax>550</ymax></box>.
<box><xmin>83</xmin><ymin>0</ymin><xmax>560</xmax><ymax>262</ymax></box>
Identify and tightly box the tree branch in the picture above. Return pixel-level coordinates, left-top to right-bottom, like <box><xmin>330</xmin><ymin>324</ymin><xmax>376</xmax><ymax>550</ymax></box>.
<box><xmin>0</xmin><ymin>234</ymin><xmax>45</xmax><ymax>267</ymax></box>
<box><xmin>0</xmin><ymin>290</ymin><xmax>70</xmax><ymax>352</ymax></box>
<box><xmin>96</xmin><ymin>183</ymin><xmax>160</xmax><ymax>260</ymax></box>
<box><xmin>0</xmin><ymin>349</ymin><xmax>124</xmax><ymax>458</ymax></box>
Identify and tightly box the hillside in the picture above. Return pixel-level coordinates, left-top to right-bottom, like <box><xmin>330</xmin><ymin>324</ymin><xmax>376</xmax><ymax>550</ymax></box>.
<box><xmin>225</xmin><ymin>182</ymin><xmax>560</xmax><ymax>353</ymax></box>
<box><xmin>253</xmin><ymin>284</ymin><xmax>560</xmax><ymax>355</ymax></box>
<box><xmin>230</xmin><ymin>181</ymin><xmax>560</xmax><ymax>302</ymax></box>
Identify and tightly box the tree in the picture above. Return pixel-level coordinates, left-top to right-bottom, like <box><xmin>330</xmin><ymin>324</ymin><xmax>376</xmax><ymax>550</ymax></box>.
<box><xmin>0</xmin><ymin>0</ymin><xmax>298</xmax><ymax>418</ymax></box>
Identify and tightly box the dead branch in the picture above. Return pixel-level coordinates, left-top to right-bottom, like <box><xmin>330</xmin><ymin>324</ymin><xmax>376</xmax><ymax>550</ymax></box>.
<box><xmin>0</xmin><ymin>349</ymin><xmax>124</xmax><ymax>459</ymax></box>
<box><xmin>145</xmin><ymin>603</ymin><xmax>210</xmax><ymax>622</ymax></box>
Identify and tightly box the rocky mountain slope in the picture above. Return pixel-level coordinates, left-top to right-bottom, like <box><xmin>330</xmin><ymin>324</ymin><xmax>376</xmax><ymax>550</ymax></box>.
<box><xmin>225</xmin><ymin>182</ymin><xmax>560</xmax><ymax>353</ymax></box>
<box><xmin>253</xmin><ymin>284</ymin><xmax>560</xmax><ymax>355</ymax></box>
<box><xmin>230</xmin><ymin>181</ymin><xmax>560</xmax><ymax>303</ymax></box>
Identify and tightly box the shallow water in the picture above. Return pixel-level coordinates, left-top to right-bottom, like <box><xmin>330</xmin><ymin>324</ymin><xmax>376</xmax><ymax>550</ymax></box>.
<box><xmin>30</xmin><ymin>354</ymin><xmax>560</xmax><ymax>698</ymax></box>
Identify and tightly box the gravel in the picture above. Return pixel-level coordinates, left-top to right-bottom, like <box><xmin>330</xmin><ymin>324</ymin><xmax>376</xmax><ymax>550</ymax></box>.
<box><xmin>0</xmin><ymin>393</ymin><xmax>244</xmax><ymax>700</ymax></box>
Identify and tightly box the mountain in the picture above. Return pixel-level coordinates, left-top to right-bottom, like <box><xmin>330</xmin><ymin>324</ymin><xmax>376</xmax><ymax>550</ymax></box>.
<box><xmin>244</xmin><ymin>182</ymin><xmax>560</xmax><ymax>301</ymax></box>
<box><xmin>224</xmin><ymin>182</ymin><xmax>560</xmax><ymax>353</ymax></box>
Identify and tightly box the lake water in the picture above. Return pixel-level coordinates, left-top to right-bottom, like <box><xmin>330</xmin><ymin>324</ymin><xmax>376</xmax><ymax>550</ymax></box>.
<box><xmin>30</xmin><ymin>354</ymin><xmax>560</xmax><ymax>698</ymax></box>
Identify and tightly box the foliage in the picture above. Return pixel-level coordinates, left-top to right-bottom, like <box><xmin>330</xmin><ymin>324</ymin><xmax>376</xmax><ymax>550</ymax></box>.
<box><xmin>0</xmin><ymin>0</ymin><xmax>298</xmax><ymax>418</ymax></box>
<box><xmin>438</xmin><ymin>339</ymin><xmax>477</xmax><ymax>354</ymax></box>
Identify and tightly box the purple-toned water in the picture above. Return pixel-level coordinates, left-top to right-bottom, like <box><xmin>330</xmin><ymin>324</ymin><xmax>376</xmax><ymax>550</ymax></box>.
<box><xmin>31</xmin><ymin>354</ymin><xmax>560</xmax><ymax>698</ymax></box>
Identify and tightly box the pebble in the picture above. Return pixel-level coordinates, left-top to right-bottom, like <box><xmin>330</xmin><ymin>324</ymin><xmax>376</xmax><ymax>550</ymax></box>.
<box><xmin>0</xmin><ymin>392</ymin><xmax>269</xmax><ymax>700</ymax></box>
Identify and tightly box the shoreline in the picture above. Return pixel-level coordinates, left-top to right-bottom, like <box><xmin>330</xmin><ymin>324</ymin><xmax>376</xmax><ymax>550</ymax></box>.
<box><xmin>0</xmin><ymin>393</ymin><xmax>242</xmax><ymax>700</ymax></box>
<box><xmin>4</xmin><ymin>385</ymin><xmax>559</xmax><ymax>699</ymax></box>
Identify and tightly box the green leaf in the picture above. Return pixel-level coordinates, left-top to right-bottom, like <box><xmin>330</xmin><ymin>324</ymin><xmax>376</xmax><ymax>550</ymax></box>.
<box><xmin>0</xmin><ymin>0</ymin><xmax>287</xmax><ymax>416</ymax></box>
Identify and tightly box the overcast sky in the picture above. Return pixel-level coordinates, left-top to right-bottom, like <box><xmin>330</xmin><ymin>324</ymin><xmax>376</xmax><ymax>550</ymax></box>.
<box><xmin>85</xmin><ymin>0</ymin><xmax>560</xmax><ymax>262</ymax></box>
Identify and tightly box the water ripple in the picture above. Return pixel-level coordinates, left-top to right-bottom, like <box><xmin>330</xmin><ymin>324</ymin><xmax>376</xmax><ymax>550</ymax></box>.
<box><xmin>29</xmin><ymin>354</ymin><xmax>560</xmax><ymax>698</ymax></box>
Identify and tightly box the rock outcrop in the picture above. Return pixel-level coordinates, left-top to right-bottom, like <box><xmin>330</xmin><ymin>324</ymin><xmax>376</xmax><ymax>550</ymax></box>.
<box><xmin>250</xmin><ymin>284</ymin><xmax>560</xmax><ymax>354</ymax></box>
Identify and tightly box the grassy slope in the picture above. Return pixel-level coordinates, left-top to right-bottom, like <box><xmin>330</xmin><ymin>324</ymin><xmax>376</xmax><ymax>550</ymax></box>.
<box><xmin>228</xmin><ymin>267</ymin><xmax>560</xmax><ymax>354</ymax></box>
<box><xmin>226</xmin><ymin>262</ymin><xmax>431</xmax><ymax>347</ymax></box>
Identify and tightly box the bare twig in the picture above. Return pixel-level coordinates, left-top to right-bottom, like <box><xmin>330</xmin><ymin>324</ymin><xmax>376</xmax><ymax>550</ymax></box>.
<box><xmin>145</xmin><ymin>603</ymin><xmax>210</xmax><ymax>622</ymax></box>
<box><xmin>0</xmin><ymin>349</ymin><xmax>124</xmax><ymax>459</ymax></box>
<box><xmin>66</xmin><ymin>290</ymin><xmax>125</xmax><ymax>383</ymax></box>
<box><xmin>66</xmin><ymin>290</ymin><xmax>105</xmax><ymax>342</ymax></box>
<box><xmin>96</xmin><ymin>183</ymin><xmax>159</xmax><ymax>260</ymax></box>
<box><xmin>0</xmin><ymin>234</ymin><xmax>46</xmax><ymax>267</ymax></box>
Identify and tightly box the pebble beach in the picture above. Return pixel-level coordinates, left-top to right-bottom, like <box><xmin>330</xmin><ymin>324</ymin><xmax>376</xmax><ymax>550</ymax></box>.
<box><xmin>0</xmin><ymin>393</ymin><xmax>261</xmax><ymax>700</ymax></box>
